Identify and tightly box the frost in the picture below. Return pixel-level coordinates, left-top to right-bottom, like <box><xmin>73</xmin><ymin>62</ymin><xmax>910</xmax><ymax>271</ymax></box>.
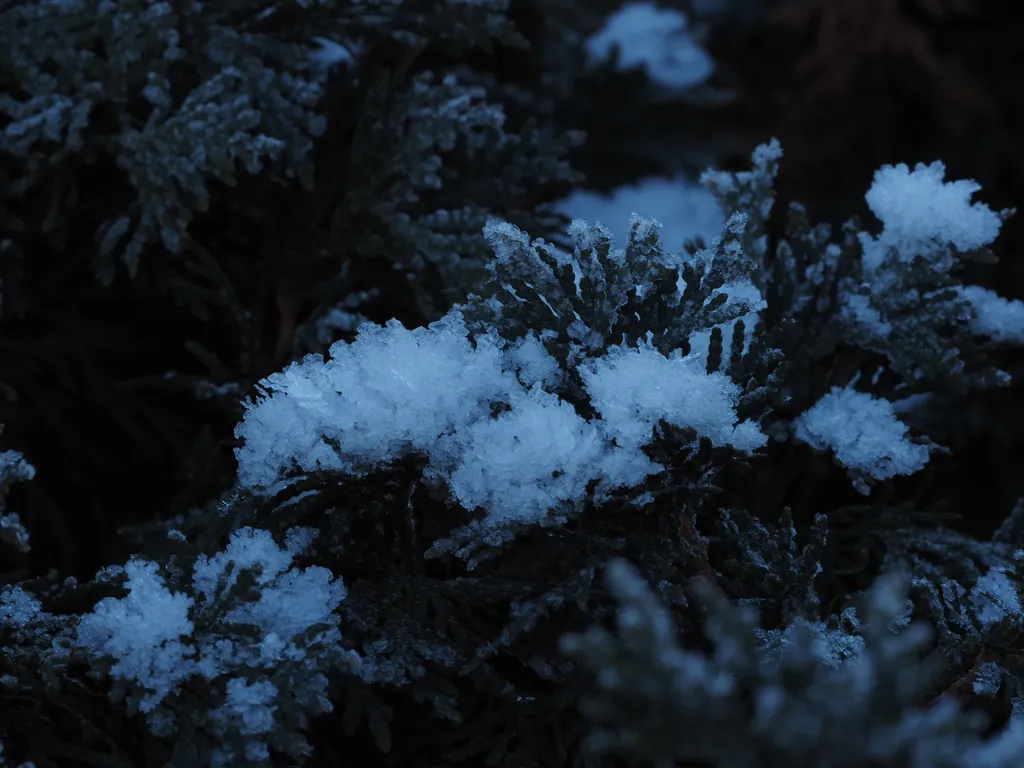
<box><xmin>0</xmin><ymin>586</ymin><xmax>43</xmax><ymax>628</ymax></box>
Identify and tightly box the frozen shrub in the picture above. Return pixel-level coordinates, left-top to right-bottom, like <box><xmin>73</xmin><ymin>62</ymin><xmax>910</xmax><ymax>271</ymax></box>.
<box><xmin>235</xmin><ymin>137</ymin><xmax>1023</xmax><ymax>554</ymax></box>
<box><xmin>235</xmin><ymin>205</ymin><xmax>770</xmax><ymax>559</ymax></box>
<box><xmin>2</xmin><ymin>131</ymin><xmax>1024</xmax><ymax>767</ymax></box>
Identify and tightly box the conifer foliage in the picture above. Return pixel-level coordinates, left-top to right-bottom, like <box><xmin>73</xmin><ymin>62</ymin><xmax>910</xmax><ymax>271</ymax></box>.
<box><xmin>2</xmin><ymin>1</ymin><xmax>1024</xmax><ymax>767</ymax></box>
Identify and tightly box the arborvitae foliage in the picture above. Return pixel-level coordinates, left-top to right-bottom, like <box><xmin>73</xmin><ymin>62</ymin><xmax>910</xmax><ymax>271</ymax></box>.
<box><xmin>3</xmin><ymin>2</ymin><xmax>1024</xmax><ymax>767</ymax></box>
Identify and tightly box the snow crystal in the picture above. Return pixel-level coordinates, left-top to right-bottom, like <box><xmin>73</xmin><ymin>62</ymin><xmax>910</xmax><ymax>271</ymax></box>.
<box><xmin>970</xmin><ymin>566</ymin><xmax>1022</xmax><ymax>627</ymax></box>
<box><xmin>580</xmin><ymin>341</ymin><xmax>767</xmax><ymax>454</ymax></box>
<box><xmin>433</xmin><ymin>387</ymin><xmax>611</xmax><ymax>526</ymax></box>
<box><xmin>794</xmin><ymin>386</ymin><xmax>930</xmax><ymax>491</ymax></box>
<box><xmin>76</xmin><ymin>560</ymin><xmax>196</xmax><ymax>713</ymax></box>
<box><xmin>0</xmin><ymin>585</ymin><xmax>42</xmax><ymax>627</ymax></box>
<box><xmin>958</xmin><ymin>284</ymin><xmax>1024</xmax><ymax>344</ymax></box>
<box><xmin>234</xmin><ymin>311</ymin><xmax>516</xmax><ymax>488</ymax></box>
<box><xmin>860</xmin><ymin>161</ymin><xmax>1002</xmax><ymax>271</ymax></box>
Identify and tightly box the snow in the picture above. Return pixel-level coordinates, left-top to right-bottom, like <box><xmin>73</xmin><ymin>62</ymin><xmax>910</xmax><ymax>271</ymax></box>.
<box><xmin>859</xmin><ymin>161</ymin><xmax>1003</xmax><ymax>271</ymax></box>
<box><xmin>0</xmin><ymin>448</ymin><xmax>32</xmax><ymax>554</ymax></box>
<box><xmin>0</xmin><ymin>586</ymin><xmax>42</xmax><ymax>627</ymax></box>
<box><xmin>794</xmin><ymin>386</ymin><xmax>931</xmax><ymax>492</ymax></box>
<box><xmin>579</xmin><ymin>341</ymin><xmax>767</xmax><ymax>454</ymax></box>
<box><xmin>193</xmin><ymin>526</ymin><xmax>298</xmax><ymax>602</ymax></box>
<box><xmin>75</xmin><ymin>560</ymin><xmax>197</xmax><ymax>713</ymax></box>
<box><xmin>75</xmin><ymin>527</ymin><xmax>348</xmax><ymax>736</ymax></box>
<box><xmin>586</xmin><ymin>2</ymin><xmax>715</xmax><ymax>90</ymax></box>
<box><xmin>554</xmin><ymin>176</ymin><xmax>724</xmax><ymax>254</ymax></box>
<box><xmin>756</xmin><ymin>612</ymin><xmax>866</xmax><ymax>671</ymax></box>
<box><xmin>233</xmin><ymin>312</ymin><xmax>516</xmax><ymax>487</ymax></box>
<box><xmin>214</xmin><ymin>678</ymin><xmax>278</xmax><ymax>735</ymax></box>
<box><xmin>501</xmin><ymin>332</ymin><xmax>565</xmax><ymax>390</ymax></box>
<box><xmin>233</xmin><ymin>142</ymin><xmax>1017</xmax><ymax>541</ymax></box>
<box><xmin>433</xmin><ymin>386</ymin><xmax>612</xmax><ymax>526</ymax></box>
<box><xmin>839</xmin><ymin>292</ymin><xmax>894</xmax><ymax>339</ymax></box>
<box><xmin>0</xmin><ymin>450</ymin><xmax>34</xmax><ymax>483</ymax></box>
<box><xmin>236</xmin><ymin>300</ymin><xmax>766</xmax><ymax>535</ymax></box>
<box><xmin>957</xmin><ymin>284</ymin><xmax>1024</xmax><ymax>344</ymax></box>
<box><xmin>970</xmin><ymin>565</ymin><xmax>1023</xmax><ymax>627</ymax></box>
<box><xmin>308</xmin><ymin>37</ymin><xmax>358</xmax><ymax>72</ymax></box>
